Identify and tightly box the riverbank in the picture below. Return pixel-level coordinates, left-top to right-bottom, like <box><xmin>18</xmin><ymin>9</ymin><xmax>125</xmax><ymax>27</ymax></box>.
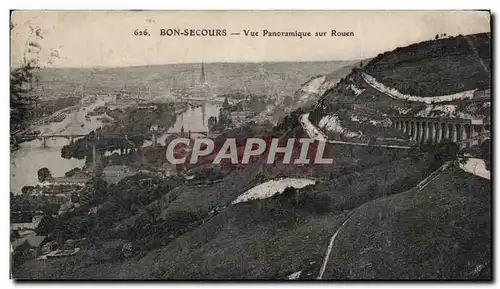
<box><xmin>10</xmin><ymin>96</ymin><xmax>209</xmax><ymax>194</ymax></box>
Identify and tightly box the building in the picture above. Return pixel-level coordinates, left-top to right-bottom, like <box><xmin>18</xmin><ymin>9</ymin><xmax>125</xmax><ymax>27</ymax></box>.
<box><xmin>11</xmin><ymin>215</ymin><xmax>44</xmax><ymax>231</ymax></box>
<box><xmin>230</xmin><ymin>111</ymin><xmax>256</xmax><ymax>126</ymax></box>
<box><xmin>137</xmin><ymin>105</ymin><xmax>157</xmax><ymax>110</ymax></box>
<box><xmin>11</xmin><ymin>234</ymin><xmax>46</xmax><ymax>257</ymax></box>
<box><xmin>102</xmin><ymin>165</ymin><xmax>134</xmax><ymax>183</ymax></box>
<box><xmin>50</xmin><ymin>177</ymin><xmax>88</xmax><ymax>186</ymax></box>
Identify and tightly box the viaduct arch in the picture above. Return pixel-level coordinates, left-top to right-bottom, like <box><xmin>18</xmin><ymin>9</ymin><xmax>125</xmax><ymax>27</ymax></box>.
<box><xmin>392</xmin><ymin>117</ymin><xmax>490</xmax><ymax>148</ymax></box>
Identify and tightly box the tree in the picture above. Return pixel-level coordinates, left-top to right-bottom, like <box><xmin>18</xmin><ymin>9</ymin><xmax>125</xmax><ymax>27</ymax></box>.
<box><xmin>435</xmin><ymin>34</ymin><xmax>439</xmax><ymax>40</ymax></box>
<box><xmin>70</xmin><ymin>192</ymin><xmax>80</xmax><ymax>203</ymax></box>
<box><xmin>208</xmin><ymin>116</ymin><xmax>217</xmax><ymax>131</ymax></box>
<box><xmin>35</xmin><ymin>215</ymin><xmax>57</xmax><ymax>235</ymax></box>
<box><xmin>11</xmin><ymin>60</ymin><xmax>39</xmax><ymax>133</ymax></box>
<box><xmin>216</xmin><ymin>109</ymin><xmax>233</xmax><ymax>131</ymax></box>
<box><xmin>65</xmin><ymin>167</ymin><xmax>82</xmax><ymax>177</ymax></box>
<box><xmin>90</xmin><ymin>177</ymin><xmax>108</xmax><ymax>205</ymax></box>
<box><xmin>37</xmin><ymin>167</ymin><xmax>52</xmax><ymax>182</ymax></box>
<box><xmin>10</xmin><ymin>24</ymin><xmax>43</xmax><ymax>133</ymax></box>
<box><xmin>21</xmin><ymin>186</ymin><xmax>35</xmax><ymax>195</ymax></box>
<box><xmin>11</xmin><ymin>22</ymin><xmax>60</xmax><ymax>135</ymax></box>
<box><xmin>436</xmin><ymin>139</ymin><xmax>459</xmax><ymax>161</ymax></box>
<box><xmin>222</xmin><ymin>97</ymin><xmax>231</xmax><ymax>111</ymax></box>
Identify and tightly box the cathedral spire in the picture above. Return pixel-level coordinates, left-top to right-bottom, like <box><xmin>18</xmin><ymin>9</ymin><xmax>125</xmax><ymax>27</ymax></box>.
<box><xmin>200</xmin><ymin>61</ymin><xmax>206</xmax><ymax>84</ymax></box>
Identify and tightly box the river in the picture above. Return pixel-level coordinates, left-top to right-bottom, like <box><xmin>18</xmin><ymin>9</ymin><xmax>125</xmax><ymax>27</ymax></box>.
<box><xmin>143</xmin><ymin>103</ymin><xmax>220</xmax><ymax>147</ymax></box>
<box><xmin>10</xmin><ymin>97</ymin><xmax>220</xmax><ymax>194</ymax></box>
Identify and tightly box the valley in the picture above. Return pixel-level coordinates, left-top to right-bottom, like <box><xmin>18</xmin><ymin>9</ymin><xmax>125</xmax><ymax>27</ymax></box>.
<box><xmin>10</xmin><ymin>32</ymin><xmax>491</xmax><ymax>280</ymax></box>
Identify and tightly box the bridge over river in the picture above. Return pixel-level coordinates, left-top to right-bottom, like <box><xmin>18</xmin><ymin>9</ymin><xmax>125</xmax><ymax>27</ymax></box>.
<box><xmin>36</xmin><ymin>130</ymin><xmax>222</xmax><ymax>148</ymax></box>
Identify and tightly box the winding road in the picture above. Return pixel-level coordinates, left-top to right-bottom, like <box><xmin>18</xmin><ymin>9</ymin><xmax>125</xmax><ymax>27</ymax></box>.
<box><xmin>299</xmin><ymin>113</ymin><xmax>411</xmax><ymax>149</ymax></box>
<box><xmin>315</xmin><ymin>159</ymin><xmax>454</xmax><ymax>280</ymax></box>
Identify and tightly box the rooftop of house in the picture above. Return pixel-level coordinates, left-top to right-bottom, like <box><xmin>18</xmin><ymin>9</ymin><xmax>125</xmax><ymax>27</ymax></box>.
<box><xmin>231</xmin><ymin>111</ymin><xmax>255</xmax><ymax>117</ymax></box>
<box><xmin>102</xmin><ymin>165</ymin><xmax>132</xmax><ymax>172</ymax></box>
<box><xmin>12</xmin><ymin>234</ymin><xmax>46</xmax><ymax>251</ymax></box>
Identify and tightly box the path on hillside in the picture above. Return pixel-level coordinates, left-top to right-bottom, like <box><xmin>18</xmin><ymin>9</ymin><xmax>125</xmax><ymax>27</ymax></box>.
<box><xmin>316</xmin><ymin>160</ymin><xmax>454</xmax><ymax>279</ymax></box>
<box><xmin>416</xmin><ymin>161</ymin><xmax>452</xmax><ymax>191</ymax></box>
<box><xmin>360</xmin><ymin>72</ymin><xmax>475</xmax><ymax>104</ymax></box>
<box><xmin>464</xmin><ymin>35</ymin><xmax>490</xmax><ymax>74</ymax></box>
<box><xmin>299</xmin><ymin>113</ymin><xmax>411</xmax><ymax>149</ymax></box>
<box><xmin>317</xmin><ymin>213</ymin><xmax>355</xmax><ymax>280</ymax></box>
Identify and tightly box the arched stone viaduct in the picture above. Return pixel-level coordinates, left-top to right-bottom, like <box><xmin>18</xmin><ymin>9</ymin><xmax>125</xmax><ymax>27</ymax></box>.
<box><xmin>392</xmin><ymin>117</ymin><xmax>490</xmax><ymax>148</ymax></box>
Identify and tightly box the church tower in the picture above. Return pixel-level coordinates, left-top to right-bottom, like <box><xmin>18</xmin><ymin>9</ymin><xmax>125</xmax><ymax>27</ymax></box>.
<box><xmin>200</xmin><ymin>61</ymin><xmax>206</xmax><ymax>85</ymax></box>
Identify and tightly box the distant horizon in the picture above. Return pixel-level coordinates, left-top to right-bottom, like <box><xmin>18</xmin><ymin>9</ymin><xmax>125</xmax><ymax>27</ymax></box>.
<box><xmin>11</xmin><ymin>29</ymin><xmax>491</xmax><ymax>70</ymax></box>
<box><xmin>13</xmin><ymin>59</ymin><xmax>361</xmax><ymax>70</ymax></box>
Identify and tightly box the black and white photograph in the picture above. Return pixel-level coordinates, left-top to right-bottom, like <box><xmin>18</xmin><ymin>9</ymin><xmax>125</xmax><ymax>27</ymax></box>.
<box><xmin>9</xmin><ymin>10</ymin><xmax>492</xmax><ymax>280</ymax></box>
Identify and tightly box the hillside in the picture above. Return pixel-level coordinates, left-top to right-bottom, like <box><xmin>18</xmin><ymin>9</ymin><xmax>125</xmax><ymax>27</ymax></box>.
<box><xmin>13</xmin><ymin>145</ymin><xmax>490</xmax><ymax>280</ymax></box>
<box><xmin>13</xmin><ymin>145</ymin><xmax>458</xmax><ymax>279</ymax></box>
<box><xmin>364</xmin><ymin>33</ymin><xmax>490</xmax><ymax>97</ymax></box>
<box><xmin>307</xmin><ymin>32</ymin><xmax>491</xmax><ymax>143</ymax></box>
<box><xmin>253</xmin><ymin>60</ymin><xmax>361</xmax><ymax>124</ymax></box>
<box><xmin>294</xmin><ymin>60</ymin><xmax>368</xmax><ymax>106</ymax></box>
<box><xmin>323</xmin><ymin>164</ymin><xmax>491</xmax><ymax>280</ymax></box>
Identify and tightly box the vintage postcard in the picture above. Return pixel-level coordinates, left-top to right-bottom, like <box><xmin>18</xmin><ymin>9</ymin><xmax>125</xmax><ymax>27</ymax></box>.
<box><xmin>10</xmin><ymin>10</ymin><xmax>491</xmax><ymax>280</ymax></box>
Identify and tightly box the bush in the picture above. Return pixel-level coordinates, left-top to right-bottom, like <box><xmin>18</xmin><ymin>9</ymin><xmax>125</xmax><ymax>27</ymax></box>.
<box><xmin>35</xmin><ymin>215</ymin><xmax>56</xmax><ymax>235</ymax></box>
<box><xmin>420</xmin><ymin>139</ymin><xmax>459</xmax><ymax>170</ymax></box>
<box><xmin>37</xmin><ymin>168</ymin><xmax>52</xmax><ymax>182</ymax></box>
<box><xmin>279</xmin><ymin>186</ymin><xmax>332</xmax><ymax>214</ymax></box>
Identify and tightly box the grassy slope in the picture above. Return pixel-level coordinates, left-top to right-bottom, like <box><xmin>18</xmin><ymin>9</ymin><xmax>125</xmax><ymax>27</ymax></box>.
<box><xmin>114</xmin><ymin>152</ymin><xmax>464</xmax><ymax>279</ymax></box>
<box><xmin>13</xmin><ymin>153</ymin><xmax>490</xmax><ymax>280</ymax></box>
<box><xmin>364</xmin><ymin>33</ymin><xmax>490</xmax><ymax>97</ymax></box>
<box><xmin>308</xmin><ymin>33</ymin><xmax>490</xmax><ymax>143</ymax></box>
<box><xmin>160</xmin><ymin>162</ymin><xmax>264</xmax><ymax>218</ymax></box>
<box><xmin>323</xmin><ymin>164</ymin><xmax>491</xmax><ymax>280</ymax></box>
<box><xmin>119</xmin><ymin>204</ymin><xmax>347</xmax><ymax>279</ymax></box>
<box><xmin>309</xmin><ymin>155</ymin><xmax>436</xmax><ymax>213</ymax></box>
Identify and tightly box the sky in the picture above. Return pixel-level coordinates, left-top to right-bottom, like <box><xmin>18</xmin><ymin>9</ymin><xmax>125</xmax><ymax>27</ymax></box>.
<box><xmin>10</xmin><ymin>10</ymin><xmax>490</xmax><ymax>68</ymax></box>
